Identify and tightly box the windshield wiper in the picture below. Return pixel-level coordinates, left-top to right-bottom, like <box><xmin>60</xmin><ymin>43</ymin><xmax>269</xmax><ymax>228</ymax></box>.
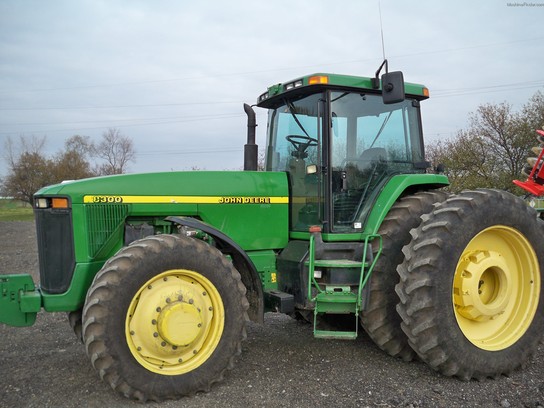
<box><xmin>286</xmin><ymin>100</ymin><xmax>311</xmax><ymax>138</ymax></box>
<box><xmin>369</xmin><ymin>111</ymin><xmax>392</xmax><ymax>148</ymax></box>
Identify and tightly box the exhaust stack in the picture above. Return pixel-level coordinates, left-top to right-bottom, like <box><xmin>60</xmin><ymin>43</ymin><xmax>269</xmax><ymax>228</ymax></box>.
<box><xmin>243</xmin><ymin>103</ymin><xmax>258</xmax><ymax>171</ymax></box>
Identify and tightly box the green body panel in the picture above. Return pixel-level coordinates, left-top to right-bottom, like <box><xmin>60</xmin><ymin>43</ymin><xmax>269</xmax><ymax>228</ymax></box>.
<box><xmin>363</xmin><ymin>173</ymin><xmax>449</xmax><ymax>235</ymax></box>
<box><xmin>247</xmin><ymin>250</ymin><xmax>279</xmax><ymax>291</ymax></box>
<box><xmin>41</xmin><ymin>262</ymin><xmax>104</xmax><ymax>312</ymax></box>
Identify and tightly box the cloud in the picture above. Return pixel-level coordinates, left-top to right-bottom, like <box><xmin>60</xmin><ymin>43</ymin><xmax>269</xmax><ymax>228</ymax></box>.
<box><xmin>0</xmin><ymin>0</ymin><xmax>542</xmax><ymax>176</ymax></box>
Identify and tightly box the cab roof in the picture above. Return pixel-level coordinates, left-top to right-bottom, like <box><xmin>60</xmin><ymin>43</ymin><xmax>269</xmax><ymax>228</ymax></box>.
<box><xmin>257</xmin><ymin>72</ymin><xmax>429</xmax><ymax>108</ymax></box>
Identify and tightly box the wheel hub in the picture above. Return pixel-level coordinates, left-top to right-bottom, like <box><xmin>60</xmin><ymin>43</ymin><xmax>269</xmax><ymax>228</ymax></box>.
<box><xmin>158</xmin><ymin>301</ymin><xmax>203</xmax><ymax>346</ymax></box>
<box><xmin>453</xmin><ymin>250</ymin><xmax>511</xmax><ymax>321</ymax></box>
<box><xmin>126</xmin><ymin>270</ymin><xmax>224</xmax><ymax>375</ymax></box>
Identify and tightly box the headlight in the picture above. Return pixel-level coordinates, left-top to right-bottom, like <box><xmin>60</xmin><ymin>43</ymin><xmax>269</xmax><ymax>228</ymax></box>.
<box><xmin>35</xmin><ymin>198</ymin><xmax>49</xmax><ymax>208</ymax></box>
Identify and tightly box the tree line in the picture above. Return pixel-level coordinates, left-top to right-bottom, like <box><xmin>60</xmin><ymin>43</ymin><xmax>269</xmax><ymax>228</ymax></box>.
<box><xmin>1</xmin><ymin>91</ymin><xmax>543</xmax><ymax>204</ymax></box>
<box><xmin>1</xmin><ymin>128</ymin><xmax>135</xmax><ymax>204</ymax></box>
<box><xmin>427</xmin><ymin>91</ymin><xmax>544</xmax><ymax>193</ymax></box>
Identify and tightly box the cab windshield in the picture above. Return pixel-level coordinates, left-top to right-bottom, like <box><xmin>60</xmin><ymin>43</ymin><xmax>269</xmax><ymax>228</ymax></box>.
<box><xmin>265</xmin><ymin>91</ymin><xmax>424</xmax><ymax>232</ymax></box>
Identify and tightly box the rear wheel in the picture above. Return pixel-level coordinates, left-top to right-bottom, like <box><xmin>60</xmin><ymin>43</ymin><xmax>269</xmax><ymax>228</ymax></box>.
<box><xmin>396</xmin><ymin>189</ymin><xmax>544</xmax><ymax>379</ymax></box>
<box><xmin>82</xmin><ymin>234</ymin><xmax>248</xmax><ymax>401</ymax></box>
<box><xmin>360</xmin><ymin>190</ymin><xmax>448</xmax><ymax>360</ymax></box>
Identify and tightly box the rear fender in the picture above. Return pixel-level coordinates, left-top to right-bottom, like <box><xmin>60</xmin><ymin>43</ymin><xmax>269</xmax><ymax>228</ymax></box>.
<box><xmin>166</xmin><ymin>216</ymin><xmax>264</xmax><ymax>323</ymax></box>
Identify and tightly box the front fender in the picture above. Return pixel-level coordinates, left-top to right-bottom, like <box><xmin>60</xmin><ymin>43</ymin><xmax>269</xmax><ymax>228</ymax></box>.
<box><xmin>166</xmin><ymin>216</ymin><xmax>264</xmax><ymax>323</ymax></box>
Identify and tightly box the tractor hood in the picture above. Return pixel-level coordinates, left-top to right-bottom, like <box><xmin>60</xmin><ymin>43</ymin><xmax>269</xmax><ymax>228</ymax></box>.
<box><xmin>35</xmin><ymin>171</ymin><xmax>288</xmax><ymax>204</ymax></box>
<box><xmin>34</xmin><ymin>170</ymin><xmax>290</xmax><ymax>251</ymax></box>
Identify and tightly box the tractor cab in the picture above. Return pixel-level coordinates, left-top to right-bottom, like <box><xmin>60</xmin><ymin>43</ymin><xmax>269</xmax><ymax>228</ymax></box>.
<box><xmin>257</xmin><ymin>73</ymin><xmax>430</xmax><ymax>234</ymax></box>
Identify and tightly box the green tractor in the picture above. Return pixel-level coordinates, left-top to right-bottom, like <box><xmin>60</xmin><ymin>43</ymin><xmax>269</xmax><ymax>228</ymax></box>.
<box><xmin>2</xmin><ymin>63</ymin><xmax>543</xmax><ymax>401</ymax></box>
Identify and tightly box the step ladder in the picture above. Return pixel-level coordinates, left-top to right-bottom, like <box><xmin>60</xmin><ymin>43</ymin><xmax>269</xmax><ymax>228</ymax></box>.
<box><xmin>305</xmin><ymin>226</ymin><xmax>381</xmax><ymax>340</ymax></box>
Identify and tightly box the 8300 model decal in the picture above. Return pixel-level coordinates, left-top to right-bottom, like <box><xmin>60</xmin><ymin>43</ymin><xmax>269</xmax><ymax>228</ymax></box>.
<box><xmin>88</xmin><ymin>195</ymin><xmax>124</xmax><ymax>203</ymax></box>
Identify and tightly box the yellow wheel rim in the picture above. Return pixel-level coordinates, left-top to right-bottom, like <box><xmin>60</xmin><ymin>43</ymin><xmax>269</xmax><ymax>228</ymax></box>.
<box><xmin>452</xmin><ymin>226</ymin><xmax>540</xmax><ymax>351</ymax></box>
<box><xmin>125</xmin><ymin>269</ymin><xmax>224</xmax><ymax>375</ymax></box>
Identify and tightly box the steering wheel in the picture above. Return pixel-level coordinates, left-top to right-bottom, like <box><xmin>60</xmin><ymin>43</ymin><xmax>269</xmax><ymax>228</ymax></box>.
<box><xmin>286</xmin><ymin>134</ymin><xmax>318</xmax><ymax>159</ymax></box>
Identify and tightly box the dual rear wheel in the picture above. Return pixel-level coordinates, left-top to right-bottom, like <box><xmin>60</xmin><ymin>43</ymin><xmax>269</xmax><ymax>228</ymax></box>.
<box><xmin>363</xmin><ymin>188</ymin><xmax>543</xmax><ymax>379</ymax></box>
<box><xmin>396</xmin><ymin>189</ymin><xmax>544</xmax><ymax>379</ymax></box>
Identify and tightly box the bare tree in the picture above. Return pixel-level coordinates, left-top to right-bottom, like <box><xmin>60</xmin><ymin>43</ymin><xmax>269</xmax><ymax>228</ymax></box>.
<box><xmin>64</xmin><ymin>134</ymin><xmax>94</xmax><ymax>157</ymax></box>
<box><xmin>427</xmin><ymin>92</ymin><xmax>544</xmax><ymax>193</ymax></box>
<box><xmin>427</xmin><ymin>131</ymin><xmax>499</xmax><ymax>193</ymax></box>
<box><xmin>4</xmin><ymin>135</ymin><xmax>47</xmax><ymax>168</ymax></box>
<box><xmin>52</xmin><ymin>135</ymin><xmax>96</xmax><ymax>181</ymax></box>
<box><xmin>94</xmin><ymin>128</ymin><xmax>135</xmax><ymax>175</ymax></box>
<box><xmin>2</xmin><ymin>135</ymin><xmax>53</xmax><ymax>204</ymax></box>
<box><xmin>521</xmin><ymin>91</ymin><xmax>544</xmax><ymax>132</ymax></box>
<box><xmin>1</xmin><ymin>134</ymin><xmax>102</xmax><ymax>203</ymax></box>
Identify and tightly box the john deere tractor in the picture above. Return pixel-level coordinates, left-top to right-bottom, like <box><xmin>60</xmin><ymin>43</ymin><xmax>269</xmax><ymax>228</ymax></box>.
<box><xmin>2</xmin><ymin>62</ymin><xmax>543</xmax><ymax>401</ymax></box>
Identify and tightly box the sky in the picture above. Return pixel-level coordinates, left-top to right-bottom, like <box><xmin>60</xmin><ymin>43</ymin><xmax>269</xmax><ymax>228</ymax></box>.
<box><xmin>1</xmin><ymin>0</ymin><xmax>543</xmax><ymax>177</ymax></box>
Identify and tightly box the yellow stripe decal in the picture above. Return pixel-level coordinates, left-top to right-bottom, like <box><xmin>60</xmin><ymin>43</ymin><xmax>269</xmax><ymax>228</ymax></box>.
<box><xmin>84</xmin><ymin>195</ymin><xmax>289</xmax><ymax>204</ymax></box>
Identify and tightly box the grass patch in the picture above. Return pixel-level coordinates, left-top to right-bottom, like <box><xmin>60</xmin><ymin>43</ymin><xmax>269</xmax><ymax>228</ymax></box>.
<box><xmin>0</xmin><ymin>199</ymin><xmax>34</xmax><ymax>221</ymax></box>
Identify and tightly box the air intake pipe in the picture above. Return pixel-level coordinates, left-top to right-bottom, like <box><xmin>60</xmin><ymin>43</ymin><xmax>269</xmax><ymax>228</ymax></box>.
<box><xmin>243</xmin><ymin>103</ymin><xmax>258</xmax><ymax>171</ymax></box>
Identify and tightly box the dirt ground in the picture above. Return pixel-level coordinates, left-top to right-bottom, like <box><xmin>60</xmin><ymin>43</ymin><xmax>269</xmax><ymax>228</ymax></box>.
<box><xmin>1</xmin><ymin>221</ymin><xmax>544</xmax><ymax>408</ymax></box>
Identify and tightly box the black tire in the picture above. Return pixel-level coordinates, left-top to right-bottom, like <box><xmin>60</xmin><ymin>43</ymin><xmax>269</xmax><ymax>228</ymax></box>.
<box><xmin>82</xmin><ymin>234</ymin><xmax>249</xmax><ymax>401</ymax></box>
<box><xmin>396</xmin><ymin>189</ymin><xmax>544</xmax><ymax>380</ymax></box>
<box><xmin>67</xmin><ymin>310</ymin><xmax>83</xmax><ymax>343</ymax></box>
<box><xmin>360</xmin><ymin>190</ymin><xmax>448</xmax><ymax>360</ymax></box>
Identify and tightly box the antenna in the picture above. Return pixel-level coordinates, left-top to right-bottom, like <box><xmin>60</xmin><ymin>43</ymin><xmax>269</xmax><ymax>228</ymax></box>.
<box><xmin>373</xmin><ymin>1</ymin><xmax>406</xmax><ymax>103</ymax></box>
<box><xmin>378</xmin><ymin>0</ymin><xmax>386</xmax><ymax>60</ymax></box>
<box><xmin>372</xmin><ymin>0</ymin><xmax>388</xmax><ymax>89</ymax></box>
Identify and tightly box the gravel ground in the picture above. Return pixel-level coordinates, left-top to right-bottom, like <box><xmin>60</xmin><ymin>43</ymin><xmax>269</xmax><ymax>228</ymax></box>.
<box><xmin>1</xmin><ymin>221</ymin><xmax>544</xmax><ymax>408</ymax></box>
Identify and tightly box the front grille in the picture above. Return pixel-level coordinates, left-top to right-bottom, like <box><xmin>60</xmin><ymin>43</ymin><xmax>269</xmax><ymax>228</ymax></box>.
<box><xmin>35</xmin><ymin>208</ymin><xmax>75</xmax><ymax>294</ymax></box>
<box><xmin>85</xmin><ymin>204</ymin><xmax>129</xmax><ymax>258</ymax></box>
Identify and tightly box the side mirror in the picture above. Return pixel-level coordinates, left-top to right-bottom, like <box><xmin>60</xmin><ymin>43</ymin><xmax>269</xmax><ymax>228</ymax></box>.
<box><xmin>381</xmin><ymin>71</ymin><xmax>405</xmax><ymax>104</ymax></box>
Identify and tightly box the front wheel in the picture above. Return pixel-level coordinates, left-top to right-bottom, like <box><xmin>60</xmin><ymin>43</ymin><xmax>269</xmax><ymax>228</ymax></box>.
<box><xmin>396</xmin><ymin>189</ymin><xmax>544</xmax><ymax>379</ymax></box>
<box><xmin>82</xmin><ymin>234</ymin><xmax>248</xmax><ymax>401</ymax></box>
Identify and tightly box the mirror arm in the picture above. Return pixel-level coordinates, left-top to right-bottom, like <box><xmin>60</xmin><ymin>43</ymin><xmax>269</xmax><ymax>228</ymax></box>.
<box><xmin>371</xmin><ymin>59</ymin><xmax>388</xmax><ymax>89</ymax></box>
